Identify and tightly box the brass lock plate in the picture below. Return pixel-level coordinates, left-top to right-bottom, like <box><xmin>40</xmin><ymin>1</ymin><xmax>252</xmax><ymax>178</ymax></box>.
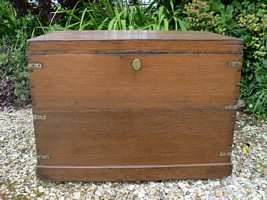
<box><xmin>131</xmin><ymin>58</ymin><xmax>142</xmax><ymax>71</ymax></box>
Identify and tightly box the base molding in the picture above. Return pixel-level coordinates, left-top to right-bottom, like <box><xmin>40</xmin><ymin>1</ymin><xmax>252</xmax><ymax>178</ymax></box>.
<box><xmin>37</xmin><ymin>163</ymin><xmax>232</xmax><ymax>181</ymax></box>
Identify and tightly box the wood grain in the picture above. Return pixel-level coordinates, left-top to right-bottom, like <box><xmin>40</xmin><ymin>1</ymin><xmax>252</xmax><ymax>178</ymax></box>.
<box><xmin>37</xmin><ymin>163</ymin><xmax>232</xmax><ymax>181</ymax></box>
<box><xmin>34</xmin><ymin>109</ymin><xmax>235</xmax><ymax>166</ymax></box>
<box><xmin>29</xmin><ymin>54</ymin><xmax>241</xmax><ymax>112</ymax></box>
<box><xmin>27</xmin><ymin>41</ymin><xmax>242</xmax><ymax>55</ymax></box>
<box><xmin>27</xmin><ymin>30</ymin><xmax>242</xmax><ymax>55</ymax></box>
<box><xmin>28</xmin><ymin>30</ymin><xmax>242</xmax><ymax>42</ymax></box>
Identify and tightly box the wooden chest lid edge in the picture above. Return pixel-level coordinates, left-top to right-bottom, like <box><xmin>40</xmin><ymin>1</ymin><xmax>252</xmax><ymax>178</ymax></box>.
<box><xmin>28</xmin><ymin>30</ymin><xmax>242</xmax><ymax>42</ymax></box>
<box><xmin>27</xmin><ymin>30</ymin><xmax>243</xmax><ymax>55</ymax></box>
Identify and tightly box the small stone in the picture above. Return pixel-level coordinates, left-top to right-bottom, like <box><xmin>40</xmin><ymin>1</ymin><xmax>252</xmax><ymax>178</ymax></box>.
<box><xmin>215</xmin><ymin>190</ymin><xmax>222</xmax><ymax>197</ymax></box>
<box><xmin>73</xmin><ymin>192</ymin><xmax>81</xmax><ymax>199</ymax></box>
<box><xmin>37</xmin><ymin>186</ymin><xmax>45</xmax><ymax>193</ymax></box>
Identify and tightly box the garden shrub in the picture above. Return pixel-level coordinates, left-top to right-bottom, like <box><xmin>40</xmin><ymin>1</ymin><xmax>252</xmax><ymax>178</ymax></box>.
<box><xmin>184</xmin><ymin>0</ymin><xmax>267</xmax><ymax>118</ymax></box>
<box><xmin>0</xmin><ymin>0</ymin><xmax>37</xmax><ymax>107</ymax></box>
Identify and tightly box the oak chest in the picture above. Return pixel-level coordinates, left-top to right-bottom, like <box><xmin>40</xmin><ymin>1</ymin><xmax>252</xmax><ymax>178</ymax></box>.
<box><xmin>27</xmin><ymin>30</ymin><xmax>243</xmax><ymax>181</ymax></box>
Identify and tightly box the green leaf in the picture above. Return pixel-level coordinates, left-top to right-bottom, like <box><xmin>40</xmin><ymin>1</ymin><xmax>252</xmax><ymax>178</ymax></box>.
<box><xmin>263</xmin><ymin>60</ymin><xmax>267</xmax><ymax>70</ymax></box>
<box><xmin>178</xmin><ymin>19</ymin><xmax>187</xmax><ymax>31</ymax></box>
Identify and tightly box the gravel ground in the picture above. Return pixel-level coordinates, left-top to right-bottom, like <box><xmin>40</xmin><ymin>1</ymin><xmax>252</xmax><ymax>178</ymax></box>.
<box><xmin>0</xmin><ymin>108</ymin><xmax>266</xmax><ymax>200</ymax></box>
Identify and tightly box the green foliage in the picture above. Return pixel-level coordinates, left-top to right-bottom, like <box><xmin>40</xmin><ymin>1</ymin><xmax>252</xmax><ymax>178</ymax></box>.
<box><xmin>0</xmin><ymin>0</ymin><xmax>266</xmax><ymax>119</ymax></box>
<box><xmin>183</xmin><ymin>0</ymin><xmax>267</xmax><ymax>118</ymax></box>
<box><xmin>44</xmin><ymin>0</ymin><xmax>187</xmax><ymax>31</ymax></box>
<box><xmin>0</xmin><ymin>0</ymin><xmax>37</xmax><ymax>107</ymax></box>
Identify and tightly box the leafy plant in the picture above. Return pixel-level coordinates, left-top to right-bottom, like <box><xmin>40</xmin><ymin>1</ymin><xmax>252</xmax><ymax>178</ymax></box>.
<box><xmin>0</xmin><ymin>0</ymin><xmax>36</xmax><ymax>108</ymax></box>
<box><xmin>40</xmin><ymin>0</ymin><xmax>188</xmax><ymax>31</ymax></box>
<box><xmin>184</xmin><ymin>0</ymin><xmax>267</xmax><ymax>118</ymax></box>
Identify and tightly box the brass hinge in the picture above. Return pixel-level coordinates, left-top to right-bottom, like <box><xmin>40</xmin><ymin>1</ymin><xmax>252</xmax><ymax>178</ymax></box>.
<box><xmin>219</xmin><ymin>152</ymin><xmax>231</xmax><ymax>157</ymax></box>
<box><xmin>227</xmin><ymin>61</ymin><xmax>242</xmax><ymax>69</ymax></box>
<box><xmin>37</xmin><ymin>155</ymin><xmax>50</xmax><ymax>160</ymax></box>
<box><xmin>28</xmin><ymin>63</ymin><xmax>42</xmax><ymax>70</ymax></box>
<box><xmin>225</xmin><ymin>99</ymin><xmax>245</xmax><ymax>111</ymax></box>
<box><xmin>33</xmin><ymin>113</ymin><xmax>46</xmax><ymax>120</ymax></box>
<box><xmin>225</xmin><ymin>104</ymin><xmax>240</xmax><ymax>110</ymax></box>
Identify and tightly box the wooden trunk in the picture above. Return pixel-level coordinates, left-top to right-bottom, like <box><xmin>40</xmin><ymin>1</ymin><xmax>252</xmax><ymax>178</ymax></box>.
<box><xmin>27</xmin><ymin>30</ymin><xmax>243</xmax><ymax>181</ymax></box>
